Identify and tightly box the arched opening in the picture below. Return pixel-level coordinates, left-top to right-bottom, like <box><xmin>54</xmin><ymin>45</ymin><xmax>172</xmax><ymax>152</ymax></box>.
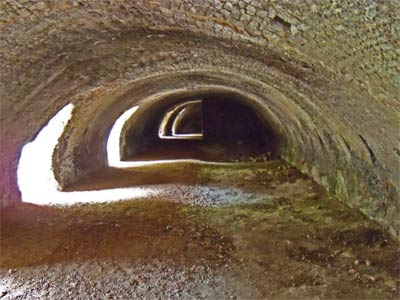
<box><xmin>17</xmin><ymin>104</ymin><xmax>154</xmax><ymax>205</ymax></box>
<box><xmin>159</xmin><ymin>100</ymin><xmax>203</xmax><ymax>140</ymax></box>
<box><xmin>122</xmin><ymin>92</ymin><xmax>281</xmax><ymax>162</ymax></box>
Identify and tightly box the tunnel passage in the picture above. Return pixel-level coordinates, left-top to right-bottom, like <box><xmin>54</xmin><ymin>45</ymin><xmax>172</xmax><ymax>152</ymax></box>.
<box><xmin>1</xmin><ymin>3</ymin><xmax>399</xmax><ymax>297</ymax></box>
<box><xmin>122</xmin><ymin>92</ymin><xmax>281</xmax><ymax>162</ymax></box>
<box><xmin>1</xmin><ymin>1</ymin><xmax>399</xmax><ymax>239</ymax></box>
<box><xmin>47</xmin><ymin>70</ymin><xmax>398</xmax><ymax>239</ymax></box>
<box><xmin>159</xmin><ymin>100</ymin><xmax>203</xmax><ymax>139</ymax></box>
<box><xmin>171</xmin><ymin>101</ymin><xmax>202</xmax><ymax>137</ymax></box>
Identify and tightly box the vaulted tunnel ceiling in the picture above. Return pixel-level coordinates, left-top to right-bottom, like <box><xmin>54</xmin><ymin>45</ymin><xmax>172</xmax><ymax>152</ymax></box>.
<box><xmin>0</xmin><ymin>0</ymin><xmax>399</xmax><ymax>238</ymax></box>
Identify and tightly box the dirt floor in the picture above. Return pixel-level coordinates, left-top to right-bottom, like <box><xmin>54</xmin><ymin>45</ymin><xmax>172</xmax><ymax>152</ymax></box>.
<box><xmin>1</xmin><ymin>160</ymin><xmax>399</xmax><ymax>299</ymax></box>
<box><xmin>126</xmin><ymin>142</ymin><xmax>272</xmax><ymax>163</ymax></box>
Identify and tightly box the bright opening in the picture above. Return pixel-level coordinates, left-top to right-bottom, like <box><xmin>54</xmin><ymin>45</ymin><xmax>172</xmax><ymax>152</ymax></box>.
<box><xmin>18</xmin><ymin>103</ymin><xmax>74</xmax><ymax>194</ymax></box>
<box><xmin>17</xmin><ymin>102</ymin><xmax>225</xmax><ymax>206</ymax></box>
<box><xmin>107</xmin><ymin>106</ymin><xmax>139</xmax><ymax>167</ymax></box>
<box><xmin>17</xmin><ymin>104</ymin><xmax>152</xmax><ymax>205</ymax></box>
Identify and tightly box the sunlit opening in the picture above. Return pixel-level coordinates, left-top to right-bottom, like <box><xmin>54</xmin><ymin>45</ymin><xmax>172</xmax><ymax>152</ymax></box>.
<box><xmin>17</xmin><ymin>104</ymin><xmax>151</xmax><ymax>205</ymax></box>
<box><xmin>17</xmin><ymin>103</ymin><xmax>225</xmax><ymax>206</ymax></box>
<box><xmin>107</xmin><ymin>106</ymin><xmax>139</xmax><ymax>167</ymax></box>
<box><xmin>17</xmin><ymin>103</ymin><xmax>74</xmax><ymax>194</ymax></box>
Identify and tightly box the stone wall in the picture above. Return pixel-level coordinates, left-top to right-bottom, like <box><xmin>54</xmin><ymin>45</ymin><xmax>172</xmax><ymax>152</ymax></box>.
<box><xmin>0</xmin><ymin>1</ymin><xmax>399</xmax><ymax>237</ymax></box>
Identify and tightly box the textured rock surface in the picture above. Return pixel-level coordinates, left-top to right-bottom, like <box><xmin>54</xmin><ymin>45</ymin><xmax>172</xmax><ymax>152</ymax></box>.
<box><xmin>0</xmin><ymin>1</ymin><xmax>399</xmax><ymax>237</ymax></box>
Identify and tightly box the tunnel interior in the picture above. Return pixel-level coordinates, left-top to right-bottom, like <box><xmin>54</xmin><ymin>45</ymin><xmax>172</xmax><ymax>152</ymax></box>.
<box><xmin>122</xmin><ymin>92</ymin><xmax>281</xmax><ymax>162</ymax></box>
<box><xmin>1</xmin><ymin>1</ymin><xmax>399</xmax><ymax>298</ymax></box>
<box><xmin>159</xmin><ymin>100</ymin><xmax>203</xmax><ymax>139</ymax></box>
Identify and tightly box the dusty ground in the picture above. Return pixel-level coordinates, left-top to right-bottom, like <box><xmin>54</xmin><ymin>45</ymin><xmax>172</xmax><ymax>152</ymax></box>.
<box><xmin>126</xmin><ymin>142</ymin><xmax>272</xmax><ymax>163</ymax></box>
<box><xmin>1</xmin><ymin>160</ymin><xmax>399</xmax><ymax>299</ymax></box>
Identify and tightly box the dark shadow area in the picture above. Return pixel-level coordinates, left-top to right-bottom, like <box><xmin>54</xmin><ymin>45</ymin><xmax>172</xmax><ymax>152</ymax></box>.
<box><xmin>123</xmin><ymin>92</ymin><xmax>281</xmax><ymax>162</ymax></box>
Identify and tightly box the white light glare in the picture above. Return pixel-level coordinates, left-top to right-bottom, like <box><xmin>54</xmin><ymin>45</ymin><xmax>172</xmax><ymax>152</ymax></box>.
<box><xmin>17</xmin><ymin>102</ymin><xmax>226</xmax><ymax>206</ymax></box>
<box><xmin>107</xmin><ymin>106</ymin><xmax>139</xmax><ymax>167</ymax></box>
<box><xmin>17</xmin><ymin>104</ymin><xmax>150</xmax><ymax>205</ymax></box>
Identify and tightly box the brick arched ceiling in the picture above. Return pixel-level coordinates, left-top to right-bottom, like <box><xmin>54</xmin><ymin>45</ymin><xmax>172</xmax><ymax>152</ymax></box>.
<box><xmin>0</xmin><ymin>0</ymin><xmax>398</xmax><ymax>238</ymax></box>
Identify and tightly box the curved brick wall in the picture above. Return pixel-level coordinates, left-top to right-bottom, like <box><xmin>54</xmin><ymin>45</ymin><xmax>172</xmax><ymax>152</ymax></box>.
<box><xmin>0</xmin><ymin>0</ymin><xmax>399</xmax><ymax>237</ymax></box>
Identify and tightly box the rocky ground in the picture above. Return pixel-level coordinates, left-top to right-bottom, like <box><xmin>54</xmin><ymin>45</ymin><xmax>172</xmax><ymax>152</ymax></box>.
<box><xmin>1</xmin><ymin>160</ymin><xmax>399</xmax><ymax>299</ymax></box>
